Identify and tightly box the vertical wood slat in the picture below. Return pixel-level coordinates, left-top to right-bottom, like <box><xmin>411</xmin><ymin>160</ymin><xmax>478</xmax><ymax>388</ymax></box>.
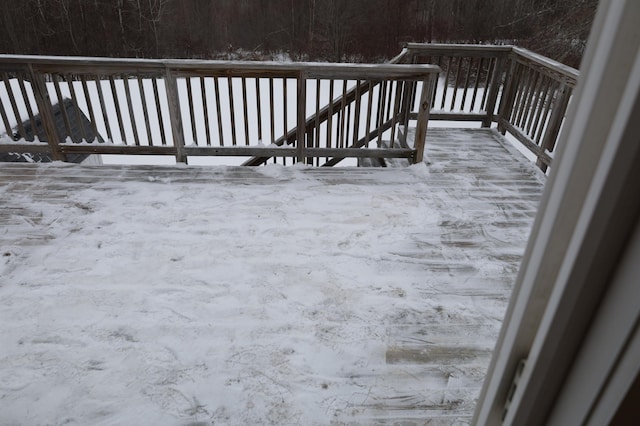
<box><xmin>151</xmin><ymin>78</ymin><xmax>167</xmax><ymax>146</ymax></box>
<box><xmin>227</xmin><ymin>77</ymin><xmax>238</xmax><ymax>146</ymax></box>
<box><xmin>440</xmin><ymin>56</ymin><xmax>452</xmax><ymax>110</ymax></box>
<box><xmin>137</xmin><ymin>77</ymin><xmax>154</xmax><ymax>146</ymax></box>
<box><xmin>376</xmin><ymin>80</ymin><xmax>388</xmax><ymax>146</ymax></box>
<box><xmin>537</xmin><ymin>83</ymin><xmax>571</xmax><ymax>170</ymax></box>
<box><xmin>268</xmin><ymin>78</ymin><xmax>275</xmax><ymax>144</ymax></box>
<box><xmin>401</xmin><ymin>80</ymin><xmax>412</xmax><ymax>147</ymax></box>
<box><xmin>164</xmin><ymin>69</ymin><xmax>186</xmax><ymax>162</ymax></box>
<box><xmin>200</xmin><ymin>77</ymin><xmax>211</xmax><ymax>146</ymax></box>
<box><xmin>241</xmin><ymin>77</ymin><xmax>250</xmax><ymax>145</ymax></box>
<box><xmin>390</xmin><ymin>80</ymin><xmax>403</xmax><ymax>147</ymax></box>
<box><xmin>296</xmin><ymin>72</ymin><xmax>307</xmax><ymax>164</ymax></box>
<box><xmin>511</xmin><ymin>67</ymin><xmax>531</xmax><ymax>124</ymax></box>
<box><xmin>327</xmin><ymin>80</ymin><xmax>334</xmax><ymax>149</ymax></box>
<box><xmin>80</xmin><ymin>76</ymin><xmax>99</xmax><ymax>141</ymax></box>
<box><xmin>185</xmin><ymin>77</ymin><xmax>197</xmax><ymax>144</ymax></box>
<box><xmin>213</xmin><ymin>77</ymin><xmax>224</xmax><ymax>146</ymax></box>
<box><xmin>339</xmin><ymin>79</ymin><xmax>347</xmax><ymax>149</ymax></box>
<box><xmin>413</xmin><ymin>75</ymin><xmax>435</xmax><ymax>164</ymax></box>
<box><xmin>255</xmin><ymin>78</ymin><xmax>263</xmax><ymax>143</ymax></box>
<box><xmin>449</xmin><ymin>57</ymin><xmax>463</xmax><ymax>111</ymax></box>
<box><xmin>109</xmin><ymin>76</ymin><xmax>127</xmax><ymax>144</ymax></box>
<box><xmin>283</xmin><ymin>78</ymin><xmax>288</xmax><ymax>143</ymax></box>
<box><xmin>122</xmin><ymin>75</ymin><xmax>140</xmax><ymax>146</ymax></box>
<box><xmin>95</xmin><ymin>77</ymin><xmax>114</xmax><ymax>143</ymax></box>
<box><xmin>28</xmin><ymin>67</ymin><xmax>64</xmax><ymax>160</ymax></box>
<box><xmin>459</xmin><ymin>57</ymin><xmax>473</xmax><ymax>111</ymax></box>
<box><xmin>65</xmin><ymin>74</ymin><xmax>87</xmax><ymax>141</ymax></box>
<box><xmin>470</xmin><ymin>57</ymin><xmax>484</xmax><ymax>111</ymax></box>
<box><xmin>523</xmin><ymin>74</ymin><xmax>544</xmax><ymax>136</ymax></box>
<box><xmin>0</xmin><ymin>72</ymin><xmax>26</xmax><ymax>139</ymax></box>
<box><xmin>0</xmin><ymin>87</ymin><xmax>14</xmax><ymax>139</ymax></box>
<box><xmin>534</xmin><ymin>80</ymin><xmax>558</xmax><ymax>145</ymax></box>
<box><xmin>483</xmin><ymin>56</ymin><xmax>505</xmax><ymax>127</ymax></box>
<box><xmin>497</xmin><ymin>59</ymin><xmax>521</xmax><ymax>134</ymax></box>
<box><xmin>517</xmin><ymin>70</ymin><xmax>538</xmax><ymax>128</ymax></box>
<box><xmin>52</xmin><ymin>74</ymin><xmax>73</xmax><ymax>140</ymax></box>
<box><xmin>314</xmin><ymin>79</ymin><xmax>321</xmax><ymax>149</ymax></box>
<box><xmin>364</xmin><ymin>81</ymin><xmax>374</xmax><ymax>147</ymax></box>
<box><xmin>352</xmin><ymin>80</ymin><xmax>362</xmax><ymax>147</ymax></box>
<box><xmin>481</xmin><ymin>57</ymin><xmax>496</xmax><ymax>111</ymax></box>
<box><xmin>16</xmin><ymin>75</ymin><xmax>40</xmax><ymax>140</ymax></box>
<box><xmin>528</xmin><ymin>76</ymin><xmax>550</xmax><ymax>137</ymax></box>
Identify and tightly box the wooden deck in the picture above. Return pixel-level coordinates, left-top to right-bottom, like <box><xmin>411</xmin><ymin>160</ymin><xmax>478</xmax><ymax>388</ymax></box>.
<box><xmin>0</xmin><ymin>128</ymin><xmax>545</xmax><ymax>425</ymax></box>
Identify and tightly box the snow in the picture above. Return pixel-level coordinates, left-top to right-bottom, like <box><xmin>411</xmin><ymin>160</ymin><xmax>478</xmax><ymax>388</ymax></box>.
<box><xmin>0</xmin><ymin>136</ymin><xmax>545</xmax><ymax>424</ymax></box>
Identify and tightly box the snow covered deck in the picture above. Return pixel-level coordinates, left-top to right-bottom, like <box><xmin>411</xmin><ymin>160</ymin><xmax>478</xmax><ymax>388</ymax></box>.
<box><xmin>0</xmin><ymin>128</ymin><xmax>545</xmax><ymax>425</ymax></box>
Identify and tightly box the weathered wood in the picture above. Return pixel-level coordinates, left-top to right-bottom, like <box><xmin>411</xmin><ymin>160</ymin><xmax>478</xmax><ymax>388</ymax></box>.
<box><xmin>164</xmin><ymin>69</ymin><xmax>186</xmax><ymax>163</ymax></box>
<box><xmin>16</xmin><ymin>75</ymin><xmax>40</xmax><ymax>139</ymax></box>
<box><xmin>151</xmin><ymin>78</ymin><xmax>167</xmax><ymax>146</ymax></box>
<box><xmin>213</xmin><ymin>77</ymin><xmax>224</xmax><ymax>146</ymax></box>
<box><xmin>228</xmin><ymin>77</ymin><xmax>237</xmax><ymax>146</ymax></box>
<box><xmin>95</xmin><ymin>77</ymin><xmax>114</xmax><ymax>142</ymax></box>
<box><xmin>499</xmin><ymin>118</ymin><xmax>552</xmax><ymax>167</ymax></box>
<box><xmin>470</xmin><ymin>57</ymin><xmax>484</xmax><ymax>111</ymax></box>
<box><xmin>483</xmin><ymin>56</ymin><xmax>505</xmax><ymax>127</ymax></box>
<box><xmin>59</xmin><ymin>144</ymin><xmax>176</xmax><ymax>156</ymax></box>
<box><xmin>65</xmin><ymin>74</ymin><xmax>87</xmax><ymax>141</ymax></box>
<box><xmin>137</xmin><ymin>77</ymin><xmax>154</xmax><ymax>146</ymax></box>
<box><xmin>80</xmin><ymin>76</ymin><xmax>99</xmax><ymax>140</ymax></box>
<box><xmin>413</xmin><ymin>76</ymin><xmax>435</xmax><ymax>164</ymax></box>
<box><xmin>0</xmin><ymin>79</ymin><xmax>14</xmax><ymax>139</ymax></box>
<box><xmin>241</xmin><ymin>77</ymin><xmax>250</xmax><ymax>145</ymax></box>
<box><xmin>0</xmin><ymin>142</ymin><xmax>50</xmax><ymax>153</ymax></box>
<box><xmin>28</xmin><ymin>67</ymin><xmax>64</xmax><ymax>160</ymax></box>
<box><xmin>122</xmin><ymin>75</ymin><xmax>140</xmax><ymax>146</ymax></box>
<box><xmin>200</xmin><ymin>77</ymin><xmax>211</xmax><ymax>146</ymax></box>
<box><xmin>296</xmin><ymin>72</ymin><xmax>307</xmax><ymax>163</ymax></box>
<box><xmin>1</xmin><ymin>73</ymin><xmax>27</xmax><ymax>139</ymax></box>
<box><xmin>537</xmin><ymin>83</ymin><xmax>572</xmax><ymax>171</ymax></box>
<box><xmin>51</xmin><ymin>74</ymin><xmax>73</xmax><ymax>138</ymax></box>
<box><xmin>255</xmin><ymin>78</ymin><xmax>263</xmax><ymax>143</ymax></box>
<box><xmin>108</xmin><ymin>76</ymin><xmax>127</xmax><ymax>143</ymax></box>
<box><xmin>185</xmin><ymin>77</ymin><xmax>197</xmax><ymax>145</ymax></box>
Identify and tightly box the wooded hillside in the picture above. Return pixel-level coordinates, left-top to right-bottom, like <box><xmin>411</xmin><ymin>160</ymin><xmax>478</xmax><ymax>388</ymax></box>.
<box><xmin>0</xmin><ymin>0</ymin><xmax>596</xmax><ymax>67</ymax></box>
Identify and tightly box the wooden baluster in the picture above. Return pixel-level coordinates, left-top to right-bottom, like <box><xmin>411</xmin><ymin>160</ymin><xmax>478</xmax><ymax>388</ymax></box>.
<box><xmin>151</xmin><ymin>78</ymin><xmax>167</xmax><ymax>146</ymax></box>
<box><xmin>108</xmin><ymin>76</ymin><xmax>127</xmax><ymax>144</ymax></box>
<box><xmin>80</xmin><ymin>76</ymin><xmax>99</xmax><ymax>142</ymax></box>
<box><xmin>200</xmin><ymin>77</ymin><xmax>211</xmax><ymax>146</ymax></box>
<box><xmin>95</xmin><ymin>77</ymin><xmax>114</xmax><ymax>143</ymax></box>
<box><xmin>136</xmin><ymin>77</ymin><xmax>154</xmax><ymax>146</ymax></box>
<box><xmin>16</xmin><ymin>75</ymin><xmax>39</xmax><ymax>140</ymax></box>
<box><xmin>213</xmin><ymin>76</ymin><xmax>224</xmax><ymax>146</ymax></box>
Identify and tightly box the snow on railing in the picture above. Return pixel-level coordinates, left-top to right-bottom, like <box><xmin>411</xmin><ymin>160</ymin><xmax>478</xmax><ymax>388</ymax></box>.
<box><xmin>0</xmin><ymin>56</ymin><xmax>439</xmax><ymax>166</ymax></box>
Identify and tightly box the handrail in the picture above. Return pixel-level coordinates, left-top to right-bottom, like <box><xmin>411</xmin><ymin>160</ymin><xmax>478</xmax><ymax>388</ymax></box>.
<box><xmin>0</xmin><ymin>55</ymin><xmax>439</xmax><ymax>165</ymax></box>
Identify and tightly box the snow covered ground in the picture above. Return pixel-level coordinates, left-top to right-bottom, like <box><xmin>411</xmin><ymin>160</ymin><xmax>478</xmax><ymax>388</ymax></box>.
<box><xmin>0</xmin><ymin>129</ymin><xmax>545</xmax><ymax>425</ymax></box>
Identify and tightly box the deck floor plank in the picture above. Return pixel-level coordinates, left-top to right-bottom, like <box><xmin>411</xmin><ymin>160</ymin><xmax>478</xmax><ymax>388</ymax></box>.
<box><xmin>0</xmin><ymin>128</ymin><xmax>545</xmax><ymax>424</ymax></box>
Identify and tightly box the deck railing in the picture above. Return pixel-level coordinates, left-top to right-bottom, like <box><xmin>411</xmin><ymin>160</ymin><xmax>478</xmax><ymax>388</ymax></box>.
<box><xmin>394</xmin><ymin>44</ymin><xmax>579</xmax><ymax>172</ymax></box>
<box><xmin>0</xmin><ymin>45</ymin><xmax>578</xmax><ymax>170</ymax></box>
<box><xmin>0</xmin><ymin>56</ymin><xmax>439</xmax><ymax>165</ymax></box>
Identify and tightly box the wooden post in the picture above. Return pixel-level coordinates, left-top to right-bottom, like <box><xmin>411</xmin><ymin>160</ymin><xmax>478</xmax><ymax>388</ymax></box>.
<box><xmin>413</xmin><ymin>75</ymin><xmax>435</xmax><ymax>164</ymax></box>
<box><xmin>496</xmin><ymin>57</ymin><xmax>520</xmax><ymax>135</ymax></box>
<box><xmin>296</xmin><ymin>71</ymin><xmax>307</xmax><ymax>164</ymax></box>
<box><xmin>483</xmin><ymin>55</ymin><xmax>505</xmax><ymax>127</ymax></box>
<box><xmin>537</xmin><ymin>82</ymin><xmax>571</xmax><ymax>171</ymax></box>
<box><xmin>29</xmin><ymin>66</ymin><xmax>65</xmax><ymax>161</ymax></box>
<box><xmin>164</xmin><ymin>68</ymin><xmax>186</xmax><ymax>163</ymax></box>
